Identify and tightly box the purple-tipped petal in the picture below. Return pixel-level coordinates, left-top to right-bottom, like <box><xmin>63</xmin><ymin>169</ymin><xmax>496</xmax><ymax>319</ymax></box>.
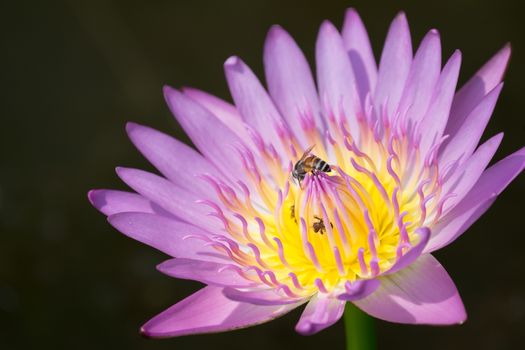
<box><xmin>107</xmin><ymin>212</ymin><xmax>226</xmax><ymax>262</ymax></box>
<box><xmin>157</xmin><ymin>258</ymin><xmax>254</xmax><ymax>288</ymax></box>
<box><xmin>115</xmin><ymin>167</ymin><xmax>217</xmax><ymax>231</ymax></box>
<box><xmin>337</xmin><ymin>279</ymin><xmax>380</xmax><ymax>301</ymax></box>
<box><xmin>426</xmin><ymin>146</ymin><xmax>525</xmax><ymax>252</ymax></box>
<box><xmin>126</xmin><ymin>122</ymin><xmax>225</xmax><ymax>198</ymax></box>
<box><xmin>439</xmin><ymin>83</ymin><xmax>503</xmax><ymax>167</ymax></box>
<box><xmin>441</xmin><ymin>133</ymin><xmax>503</xmax><ymax>213</ymax></box>
<box><xmin>264</xmin><ymin>25</ymin><xmax>322</xmax><ymax>145</ymax></box>
<box><xmin>398</xmin><ymin>29</ymin><xmax>441</xmax><ymax>126</ymax></box>
<box><xmin>141</xmin><ymin>286</ymin><xmax>304</xmax><ymax>338</ymax></box>
<box><xmin>316</xmin><ymin>20</ymin><xmax>362</xmax><ymax>140</ymax></box>
<box><xmin>418</xmin><ymin>50</ymin><xmax>462</xmax><ymax>157</ymax></box>
<box><xmin>223</xmin><ymin>287</ymin><xmax>304</xmax><ymax>306</ymax></box>
<box><xmin>181</xmin><ymin>87</ymin><xmax>253</xmax><ymax>145</ymax></box>
<box><xmin>446</xmin><ymin>44</ymin><xmax>511</xmax><ymax>137</ymax></box>
<box><xmin>224</xmin><ymin>56</ymin><xmax>289</xmax><ymax>155</ymax></box>
<box><xmin>88</xmin><ymin>189</ymin><xmax>170</xmax><ymax>217</ymax></box>
<box><xmin>164</xmin><ymin>86</ymin><xmax>247</xmax><ymax>180</ymax></box>
<box><xmin>387</xmin><ymin>227</ymin><xmax>431</xmax><ymax>274</ymax></box>
<box><xmin>341</xmin><ymin>8</ymin><xmax>377</xmax><ymax>104</ymax></box>
<box><xmin>374</xmin><ymin>12</ymin><xmax>412</xmax><ymax>119</ymax></box>
<box><xmin>295</xmin><ymin>294</ymin><xmax>346</xmax><ymax>335</ymax></box>
<box><xmin>354</xmin><ymin>255</ymin><xmax>466</xmax><ymax>325</ymax></box>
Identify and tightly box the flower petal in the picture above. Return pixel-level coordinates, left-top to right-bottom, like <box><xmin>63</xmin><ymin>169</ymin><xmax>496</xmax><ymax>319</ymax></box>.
<box><xmin>374</xmin><ymin>12</ymin><xmax>412</xmax><ymax>120</ymax></box>
<box><xmin>157</xmin><ymin>258</ymin><xmax>255</xmax><ymax>287</ymax></box>
<box><xmin>224</xmin><ymin>56</ymin><xmax>289</xmax><ymax>155</ymax></box>
<box><xmin>141</xmin><ymin>286</ymin><xmax>303</xmax><ymax>338</ymax></box>
<box><xmin>107</xmin><ymin>212</ymin><xmax>226</xmax><ymax>262</ymax></box>
<box><xmin>342</xmin><ymin>8</ymin><xmax>377</xmax><ymax>103</ymax></box>
<box><xmin>441</xmin><ymin>133</ymin><xmax>503</xmax><ymax>213</ymax></box>
<box><xmin>398</xmin><ymin>29</ymin><xmax>441</xmax><ymax>127</ymax></box>
<box><xmin>439</xmin><ymin>83</ymin><xmax>503</xmax><ymax>167</ymax></box>
<box><xmin>180</xmin><ymin>87</ymin><xmax>253</xmax><ymax>145</ymax></box>
<box><xmin>164</xmin><ymin>86</ymin><xmax>247</xmax><ymax>180</ymax></box>
<box><xmin>126</xmin><ymin>122</ymin><xmax>224</xmax><ymax>198</ymax></box>
<box><xmin>418</xmin><ymin>50</ymin><xmax>462</xmax><ymax>157</ymax></box>
<box><xmin>88</xmin><ymin>189</ymin><xmax>171</xmax><ymax>217</ymax></box>
<box><xmin>264</xmin><ymin>25</ymin><xmax>322</xmax><ymax>145</ymax></box>
<box><xmin>446</xmin><ymin>44</ymin><xmax>511</xmax><ymax>137</ymax></box>
<box><xmin>426</xmin><ymin>146</ymin><xmax>525</xmax><ymax>252</ymax></box>
<box><xmin>354</xmin><ymin>254</ymin><xmax>466</xmax><ymax>325</ymax></box>
<box><xmin>337</xmin><ymin>279</ymin><xmax>380</xmax><ymax>301</ymax></box>
<box><xmin>223</xmin><ymin>287</ymin><xmax>304</xmax><ymax>306</ymax></box>
<box><xmin>115</xmin><ymin>167</ymin><xmax>218</xmax><ymax>231</ymax></box>
<box><xmin>316</xmin><ymin>20</ymin><xmax>362</xmax><ymax>140</ymax></box>
<box><xmin>295</xmin><ymin>293</ymin><xmax>346</xmax><ymax>335</ymax></box>
<box><xmin>386</xmin><ymin>227</ymin><xmax>431</xmax><ymax>274</ymax></box>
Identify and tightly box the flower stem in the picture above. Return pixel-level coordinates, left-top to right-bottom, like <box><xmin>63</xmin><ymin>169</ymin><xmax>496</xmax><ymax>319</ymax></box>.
<box><xmin>343</xmin><ymin>303</ymin><xmax>376</xmax><ymax>350</ymax></box>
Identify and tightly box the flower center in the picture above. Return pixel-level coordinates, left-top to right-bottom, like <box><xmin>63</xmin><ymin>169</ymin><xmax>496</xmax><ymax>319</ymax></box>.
<box><xmin>196</xmin><ymin>110</ymin><xmax>449</xmax><ymax>297</ymax></box>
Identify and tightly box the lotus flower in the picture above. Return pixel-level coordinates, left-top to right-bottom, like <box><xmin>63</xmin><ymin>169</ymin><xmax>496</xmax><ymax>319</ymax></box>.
<box><xmin>89</xmin><ymin>9</ymin><xmax>525</xmax><ymax>338</ymax></box>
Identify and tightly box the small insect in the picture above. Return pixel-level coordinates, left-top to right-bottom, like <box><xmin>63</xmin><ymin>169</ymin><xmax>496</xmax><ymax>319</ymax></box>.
<box><xmin>292</xmin><ymin>145</ymin><xmax>331</xmax><ymax>185</ymax></box>
<box><xmin>290</xmin><ymin>204</ymin><xmax>297</xmax><ymax>223</ymax></box>
<box><xmin>312</xmin><ymin>216</ymin><xmax>333</xmax><ymax>235</ymax></box>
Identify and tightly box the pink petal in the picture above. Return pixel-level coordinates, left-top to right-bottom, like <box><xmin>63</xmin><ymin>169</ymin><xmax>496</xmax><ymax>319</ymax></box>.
<box><xmin>418</xmin><ymin>50</ymin><xmax>462</xmax><ymax>157</ymax></box>
<box><xmin>316</xmin><ymin>20</ymin><xmax>362</xmax><ymax>140</ymax></box>
<box><xmin>126</xmin><ymin>122</ymin><xmax>224</xmax><ymax>198</ymax></box>
<box><xmin>88</xmin><ymin>189</ymin><xmax>170</xmax><ymax>217</ymax></box>
<box><xmin>446</xmin><ymin>44</ymin><xmax>511</xmax><ymax>137</ymax></box>
<box><xmin>386</xmin><ymin>227</ymin><xmax>431</xmax><ymax>274</ymax></box>
<box><xmin>164</xmin><ymin>86</ymin><xmax>247</xmax><ymax>180</ymax></box>
<box><xmin>224</xmin><ymin>56</ymin><xmax>289</xmax><ymax>155</ymax></box>
<box><xmin>141</xmin><ymin>286</ymin><xmax>303</xmax><ymax>338</ymax></box>
<box><xmin>342</xmin><ymin>8</ymin><xmax>377</xmax><ymax>103</ymax></box>
<box><xmin>397</xmin><ymin>29</ymin><xmax>441</xmax><ymax>127</ymax></box>
<box><xmin>354</xmin><ymin>255</ymin><xmax>466</xmax><ymax>325</ymax></box>
<box><xmin>223</xmin><ymin>287</ymin><xmax>304</xmax><ymax>306</ymax></box>
<box><xmin>295</xmin><ymin>294</ymin><xmax>346</xmax><ymax>335</ymax></box>
<box><xmin>374</xmin><ymin>12</ymin><xmax>412</xmax><ymax>119</ymax></box>
<box><xmin>181</xmin><ymin>87</ymin><xmax>253</xmax><ymax>145</ymax></box>
<box><xmin>441</xmin><ymin>133</ymin><xmax>503</xmax><ymax>213</ymax></box>
<box><xmin>264</xmin><ymin>25</ymin><xmax>322</xmax><ymax>146</ymax></box>
<box><xmin>337</xmin><ymin>279</ymin><xmax>380</xmax><ymax>301</ymax></box>
<box><xmin>107</xmin><ymin>212</ymin><xmax>225</xmax><ymax>262</ymax></box>
<box><xmin>439</xmin><ymin>83</ymin><xmax>503</xmax><ymax>167</ymax></box>
<box><xmin>181</xmin><ymin>87</ymin><xmax>242</xmax><ymax>121</ymax></box>
<box><xmin>426</xmin><ymin>146</ymin><xmax>525</xmax><ymax>252</ymax></box>
<box><xmin>115</xmin><ymin>167</ymin><xmax>218</xmax><ymax>232</ymax></box>
<box><xmin>157</xmin><ymin>258</ymin><xmax>255</xmax><ymax>287</ymax></box>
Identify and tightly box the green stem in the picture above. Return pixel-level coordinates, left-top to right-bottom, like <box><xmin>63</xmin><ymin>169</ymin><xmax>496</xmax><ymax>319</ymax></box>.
<box><xmin>344</xmin><ymin>303</ymin><xmax>376</xmax><ymax>350</ymax></box>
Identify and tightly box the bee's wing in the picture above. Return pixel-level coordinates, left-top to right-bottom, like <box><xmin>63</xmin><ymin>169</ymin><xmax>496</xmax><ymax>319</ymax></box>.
<box><xmin>299</xmin><ymin>145</ymin><xmax>315</xmax><ymax>161</ymax></box>
<box><xmin>289</xmin><ymin>172</ymin><xmax>297</xmax><ymax>185</ymax></box>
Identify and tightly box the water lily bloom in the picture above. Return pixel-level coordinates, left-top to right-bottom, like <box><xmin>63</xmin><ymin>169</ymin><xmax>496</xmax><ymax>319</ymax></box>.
<box><xmin>89</xmin><ymin>9</ymin><xmax>525</xmax><ymax>338</ymax></box>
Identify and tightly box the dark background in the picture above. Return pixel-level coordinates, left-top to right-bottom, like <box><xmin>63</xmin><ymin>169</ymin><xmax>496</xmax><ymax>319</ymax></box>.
<box><xmin>1</xmin><ymin>0</ymin><xmax>524</xmax><ymax>349</ymax></box>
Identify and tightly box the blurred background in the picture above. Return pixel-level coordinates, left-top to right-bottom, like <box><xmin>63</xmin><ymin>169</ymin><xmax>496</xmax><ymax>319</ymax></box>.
<box><xmin>1</xmin><ymin>0</ymin><xmax>524</xmax><ymax>349</ymax></box>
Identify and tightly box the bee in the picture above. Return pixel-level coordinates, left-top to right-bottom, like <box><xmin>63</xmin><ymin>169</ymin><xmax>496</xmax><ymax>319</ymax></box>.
<box><xmin>292</xmin><ymin>145</ymin><xmax>331</xmax><ymax>185</ymax></box>
<box><xmin>312</xmin><ymin>216</ymin><xmax>333</xmax><ymax>235</ymax></box>
<box><xmin>289</xmin><ymin>204</ymin><xmax>296</xmax><ymax>222</ymax></box>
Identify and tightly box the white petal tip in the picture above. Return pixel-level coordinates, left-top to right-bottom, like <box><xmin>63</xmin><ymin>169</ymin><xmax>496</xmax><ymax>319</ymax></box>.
<box><xmin>224</xmin><ymin>55</ymin><xmax>242</xmax><ymax>69</ymax></box>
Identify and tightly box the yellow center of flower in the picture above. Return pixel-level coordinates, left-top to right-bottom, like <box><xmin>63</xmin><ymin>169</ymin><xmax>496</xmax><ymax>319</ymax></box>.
<box><xmin>202</xmin><ymin>115</ymin><xmax>445</xmax><ymax>298</ymax></box>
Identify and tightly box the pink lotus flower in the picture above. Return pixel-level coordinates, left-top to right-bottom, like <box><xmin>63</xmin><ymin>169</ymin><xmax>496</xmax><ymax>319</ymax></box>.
<box><xmin>89</xmin><ymin>9</ymin><xmax>525</xmax><ymax>337</ymax></box>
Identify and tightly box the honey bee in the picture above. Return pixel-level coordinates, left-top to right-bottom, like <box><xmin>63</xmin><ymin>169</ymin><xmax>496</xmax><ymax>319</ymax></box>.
<box><xmin>312</xmin><ymin>216</ymin><xmax>333</xmax><ymax>235</ymax></box>
<box><xmin>290</xmin><ymin>204</ymin><xmax>297</xmax><ymax>223</ymax></box>
<box><xmin>292</xmin><ymin>145</ymin><xmax>331</xmax><ymax>185</ymax></box>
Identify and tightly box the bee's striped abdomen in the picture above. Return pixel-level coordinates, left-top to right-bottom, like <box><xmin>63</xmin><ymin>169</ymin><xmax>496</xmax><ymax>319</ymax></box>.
<box><xmin>314</xmin><ymin>158</ymin><xmax>331</xmax><ymax>173</ymax></box>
